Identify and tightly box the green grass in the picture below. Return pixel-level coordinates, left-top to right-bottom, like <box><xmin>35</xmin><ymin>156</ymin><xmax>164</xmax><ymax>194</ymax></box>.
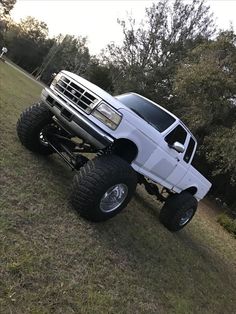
<box><xmin>217</xmin><ymin>213</ymin><xmax>236</xmax><ymax>238</ymax></box>
<box><xmin>0</xmin><ymin>62</ymin><xmax>236</xmax><ymax>314</ymax></box>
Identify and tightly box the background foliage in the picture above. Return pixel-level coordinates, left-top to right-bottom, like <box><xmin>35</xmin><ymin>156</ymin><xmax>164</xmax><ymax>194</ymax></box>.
<box><xmin>0</xmin><ymin>0</ymin><xmax>235</xmax><ymax>211</ymax></box>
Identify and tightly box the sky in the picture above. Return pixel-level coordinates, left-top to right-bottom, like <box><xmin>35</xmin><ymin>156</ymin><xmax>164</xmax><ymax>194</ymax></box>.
<box><xmin>11</xmin><ymin>0</ymin><xmax>236</xmax><ymax>55</ymax></box>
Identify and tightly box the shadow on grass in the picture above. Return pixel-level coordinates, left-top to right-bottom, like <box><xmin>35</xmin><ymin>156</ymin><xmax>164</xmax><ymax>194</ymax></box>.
<box><xmin>88</xmin><ymin>189</ymin><xmax>236</xmax><ymax>311</ymax></box>
<box><xmin>29</xmin><ymin>155</ymin><xmax>234</xmax><ymax>278</ymax></box>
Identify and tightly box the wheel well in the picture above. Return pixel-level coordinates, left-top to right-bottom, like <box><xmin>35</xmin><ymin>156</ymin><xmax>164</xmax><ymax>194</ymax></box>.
<box><xmin>184</xmin><ymin>186</ymin><xmax>198</xmax><ymax>195</ymax></box>
<box><xmin>112</xmin><ymin>139</ymin><xmax>138</xmax><ymax>163</ymax></box>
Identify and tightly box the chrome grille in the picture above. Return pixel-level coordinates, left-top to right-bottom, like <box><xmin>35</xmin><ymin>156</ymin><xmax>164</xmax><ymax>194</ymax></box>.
<box><xmin>55</xmin><ymin>76</ymin><xmax>99</xmax><ymax>113</ymax></box>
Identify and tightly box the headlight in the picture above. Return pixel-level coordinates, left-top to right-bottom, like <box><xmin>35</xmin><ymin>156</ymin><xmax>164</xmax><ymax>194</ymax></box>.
<box><xmin>50</xmin><ymin>73</ymin><xmax>61</xmax><ymax>87</ymax></box>
<box><xmin>92</xmin><ymin>102</ymin><xmax>122</xmax><ymax>129</ymax></box>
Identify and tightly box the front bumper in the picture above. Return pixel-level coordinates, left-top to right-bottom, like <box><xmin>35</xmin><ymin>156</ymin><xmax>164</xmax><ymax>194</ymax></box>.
<box><xmin>41</xmin><ymin>88</ymin><xmax>114</xmax><ymax>149</ymax></box>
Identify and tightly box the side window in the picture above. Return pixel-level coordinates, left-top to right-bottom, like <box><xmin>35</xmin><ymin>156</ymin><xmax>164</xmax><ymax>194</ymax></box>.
<box><xmin>165</xmin><ymin>125</ymin><xmax>187</xmax><ymax>146</ymax></box>
<box><xmin>184</xmin><ymin>137</ymin><xmax>196</xmax><ymax>163</ymax></box>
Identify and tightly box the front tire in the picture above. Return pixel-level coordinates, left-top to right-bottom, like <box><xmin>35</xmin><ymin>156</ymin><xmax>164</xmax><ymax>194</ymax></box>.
<box><xmin>17</xmin><ymin>102</ymin><xmax>54</xmax><ymax>155</ymax></box>
<box><xmin>159</xmin><ymin>191</ymin><xmax>198</xmax><ymax>231</ymax></box>
<box><xmin>70</xmin><ymin>155</ymin><xmax>137</xmax><ymax>221</ymax></box>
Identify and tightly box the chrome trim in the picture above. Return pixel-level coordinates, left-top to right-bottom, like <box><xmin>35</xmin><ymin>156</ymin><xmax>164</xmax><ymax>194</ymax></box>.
<box><xmin>179</xmin><ymin>208</ymin><xmax>194</xmax><ymax>226</ymax></box>
<box><xmin>54</xmin><ymin>75</ymin><xmax>100</xmax><ymax>114</ymax></box>
<box><xmin>100</xmin><ymin>184</ymin><xmax>128</xmax><ymax>213</ymax></box>
<box><xmin>41</xmin><ymin>88</ymin><xmax>114</xmax><ymax>149</ymax></box>
<box><xmin>171</xmin><ymin>141</ymin><xmax>185</xmax><ymax>153</ymax></box>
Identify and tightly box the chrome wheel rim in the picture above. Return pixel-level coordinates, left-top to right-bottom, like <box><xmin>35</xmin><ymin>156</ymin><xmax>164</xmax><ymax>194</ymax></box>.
<box><xmin>39</xmin><ymin>131</ymin><xmax>49</xmax><ymax>146</ymax></box>
<box><xmin>39</xmin><ymin>123</ymin><xmax>60</xmax><ymax>147</ymax></box>
<box><xmin>179</xmin><ymin>208</ymin><xmax>194</xmax><ymax>226</ymax></box>
<box><xmin>100</xmin><ymin>184</ymin><xmax>128</xmax><ymax>213</ymax></box>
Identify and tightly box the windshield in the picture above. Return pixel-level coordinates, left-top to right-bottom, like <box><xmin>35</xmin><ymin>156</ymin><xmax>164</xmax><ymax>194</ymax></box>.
<box><xmin>115</xmin><ymin>94</ymin><xmax>175</xmax><ymax>132</ymax></box>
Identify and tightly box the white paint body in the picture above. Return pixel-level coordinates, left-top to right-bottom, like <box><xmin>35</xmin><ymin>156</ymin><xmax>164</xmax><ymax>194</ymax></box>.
<box><xmin>41</xmin><ymin>70</ymin><xmax>212</xmax><ymax>201</ymax></box>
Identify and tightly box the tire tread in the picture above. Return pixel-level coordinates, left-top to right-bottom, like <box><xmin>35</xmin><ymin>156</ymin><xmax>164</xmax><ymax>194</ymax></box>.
<box><xmin>70</xmin><ymin>155</ymin><xmax>137</xmax><ymax>221</ymax></box>
<box><xmin>17</xmin><ymin>102</ymin><xmax>53</xmax><ymax>155</ymax></box>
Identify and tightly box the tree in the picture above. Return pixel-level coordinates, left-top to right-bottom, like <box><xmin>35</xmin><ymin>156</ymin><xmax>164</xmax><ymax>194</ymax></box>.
<box><xmin>0</xmin><ymin>0</ymin><xmax>16</xmax><ymax>42</ymax></box>
<box><xmin>19</xmin><ymin>16</ymin><xmax>49</xmax><ymax>43</ymax></box>
<box><xmin>105</xmin><ymin>0</ymin><xmax>215</xmax><ymax>106</ymax></box>
<box><xmin>39</xmin><ymin>35</ymin><xmax>90</xmax><ymax>83</ymax></box>
<box><xmin>0</xmin><ymin>0</ymin><xmax>16</xmax><ymax>16</ymax></box>
<box><xmin>174</xmin><ymin>31</ymin><xmax>236</xmax><ymax>135</ymax></box>
<box><xmin>174</xmin><ymin>31</ymin><xmax>236</xmax><ymax>206</ymax></box>
<box><xmin>4</xmin><ymin>17</ymin><xmax>53</xmax><ymax>73</ymax></box>
<box><xmin>202</xmin><ymin>124</ymin><xmax>236</xmax><ymax>208</ymax></box>
<box><xmin>86</xmin><ymin>58</ymin><xmax>114</xmax><ymax>92</ymax></box>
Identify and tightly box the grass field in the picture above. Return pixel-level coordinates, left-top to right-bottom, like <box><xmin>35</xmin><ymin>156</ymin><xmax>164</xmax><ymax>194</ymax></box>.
<box><xmin>0</xmin><ymin>62</ymin><xmax>236</xmax><ymax>314</ymax></box>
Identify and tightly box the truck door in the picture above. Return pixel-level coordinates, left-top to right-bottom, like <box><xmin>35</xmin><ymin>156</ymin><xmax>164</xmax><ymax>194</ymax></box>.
<box><xmin>142</xmin><ymin>124</ymin><xmax>188</xmax><ymax>187</ymax></box>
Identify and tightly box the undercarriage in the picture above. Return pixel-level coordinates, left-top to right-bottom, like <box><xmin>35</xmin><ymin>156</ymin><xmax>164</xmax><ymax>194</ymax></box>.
<box><xmin>42</xmin><ymin>118</ymin><xmax>169</xmax><ymax>203</ymax></box>
<box><xmin>43</xmin><ymin>119</ymin><xmax>97</xmax><ymax>170</ymax></box>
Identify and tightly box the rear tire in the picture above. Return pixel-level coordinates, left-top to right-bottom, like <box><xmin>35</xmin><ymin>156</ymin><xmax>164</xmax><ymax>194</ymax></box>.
<box><xmin>70</xmin><ymin>155</ymin><xmax>137</xmax><ymax>221</ymax></box>
<box><xmin>17</xmin><ymin>102</ymin><xmax>54</xmax><ymax>155</ymax></box>
<box><xmin>159</xmin><ymin>191</ymin><xmax>198</xmax><ymax>231</ymax></box>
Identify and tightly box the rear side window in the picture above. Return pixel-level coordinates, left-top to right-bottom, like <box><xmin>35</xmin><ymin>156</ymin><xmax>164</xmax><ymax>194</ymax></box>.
<box><xmin>165</xmin><ymin>125</ymin><xmax>187</xmax><ymax>146</ymax></box>
<box><xmin>184</xmin><ymin>137</ymin><xmax>196</xmax><ymax>163</ymax></box>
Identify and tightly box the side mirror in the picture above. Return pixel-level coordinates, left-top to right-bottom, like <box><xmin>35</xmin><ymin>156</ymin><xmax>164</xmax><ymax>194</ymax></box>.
<box><xmin>171</xmin><ymin>141</ymin><xmax>185</xmax><ymax>153</ymax></box>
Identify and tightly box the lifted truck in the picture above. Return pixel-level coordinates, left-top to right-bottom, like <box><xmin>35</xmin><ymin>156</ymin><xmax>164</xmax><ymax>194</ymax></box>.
<box><xmin>16</xmin><ymin>71</ymin><xmax>211</xmax><ymax>231</ymax></box>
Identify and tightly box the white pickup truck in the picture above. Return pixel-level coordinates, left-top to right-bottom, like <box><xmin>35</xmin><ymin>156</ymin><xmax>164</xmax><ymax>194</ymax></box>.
<box><xmin>17</xmin><ymin>70</ymin><xmax>211</xmax><ymax>231</ymax></box>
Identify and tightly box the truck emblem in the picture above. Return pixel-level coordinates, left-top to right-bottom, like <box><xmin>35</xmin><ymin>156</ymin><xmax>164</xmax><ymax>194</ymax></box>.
<box><xmin>71</xmin><ymin>89</ymin><xmax>76</xmax><ymax>95</ymax></box>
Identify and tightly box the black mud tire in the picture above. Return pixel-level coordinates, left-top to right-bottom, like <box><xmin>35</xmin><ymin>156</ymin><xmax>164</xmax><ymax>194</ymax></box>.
<box><xmin>17</xmin><ymin>102</ymin><xmax>54</xmax><ymax>155</ymax></box>
<box><xmin>159</xmin><ymin>191</ymin><xmax>198</xmax><ymax>232</ymax></box>
<box><xmin>70</xmin><ymin>155</ymin><xmax>137</xmax><ymax>222</ymax></box>
<box><xmin>74</xmin><ymin>155</ymin><xmax>89</xmax><ymax>170</ymax></box>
